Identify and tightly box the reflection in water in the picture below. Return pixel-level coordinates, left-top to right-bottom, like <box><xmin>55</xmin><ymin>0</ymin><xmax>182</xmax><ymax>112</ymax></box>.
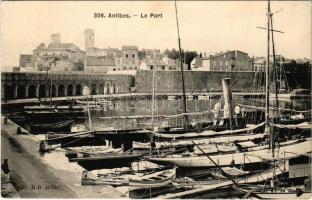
<box><xmin>85</xmin><ymin>97</ymin><xmax>310</xmax><ymax>130</ymax></box>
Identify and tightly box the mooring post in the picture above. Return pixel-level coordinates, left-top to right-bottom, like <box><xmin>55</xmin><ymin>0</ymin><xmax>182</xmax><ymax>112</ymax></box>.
<box><xmin>16</xmin><ymin>127</ymin><xmax>22</xmax><ymax>135</ymax></box>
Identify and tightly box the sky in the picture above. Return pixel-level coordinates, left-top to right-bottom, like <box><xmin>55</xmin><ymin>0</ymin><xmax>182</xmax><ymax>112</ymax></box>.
<box><xmin>0</xmin><ymin>1</ymin><xmax>311</xmax><ymax>69</ymax></box>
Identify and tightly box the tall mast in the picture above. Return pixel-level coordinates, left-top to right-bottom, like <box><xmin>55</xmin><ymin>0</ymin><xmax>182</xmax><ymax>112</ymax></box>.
<box><xmin>265</xmin><ymin>0</ymin><xmax>274</xmax><ymax>158</ymax></box>
<box><xmin>266</xmin><ymin>0</ymin><xmax>274</xmax><ymax>157</ymax></box>
<box><xmin>174</xmin><ymin>0</ymin><xmax>188</xmax><ymax>129</ymax></box>
<box><xmin>150</xmin><ymin>50</ymin><xmax>157</xmax><ymax>156</ymax></box>
<box><xmin>270</xmin><ymin>14</ymin><xmax>279</xmax><ymax>109</ymax></box>
<box><xmin>49</xmin><ymin>70</ymin><xmax>53</xmax><ymax>108</ymax></box>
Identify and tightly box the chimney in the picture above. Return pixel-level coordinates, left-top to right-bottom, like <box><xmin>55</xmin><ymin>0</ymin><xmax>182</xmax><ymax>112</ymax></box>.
<box><xmin>222</xmin><ymin>78</ymin><xmax>233</xmax><ymax>119</ymax></box>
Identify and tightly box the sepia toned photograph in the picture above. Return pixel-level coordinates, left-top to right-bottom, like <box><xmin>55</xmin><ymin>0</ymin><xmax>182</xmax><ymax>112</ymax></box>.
<box><xmin>1</xmin><ymin>0</ymin><xmax>311</xmax><ymax>198</ymax></box>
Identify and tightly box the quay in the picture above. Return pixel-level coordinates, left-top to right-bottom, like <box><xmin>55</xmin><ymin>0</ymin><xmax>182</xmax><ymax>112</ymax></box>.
<box><xmin>1</xmin><ymin>92</ymin><xmax>265</xmax><ymax>106</ymax></box>
<box><xmin>0</xmin><ymin>116</ymin><xmax>124</xmax><ymax>198</ymax></box>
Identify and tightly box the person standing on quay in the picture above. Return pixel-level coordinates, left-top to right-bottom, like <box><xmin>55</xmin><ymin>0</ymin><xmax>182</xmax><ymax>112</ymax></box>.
<box><xmin>1</xmin><ymin>159</ymin><xmax>10</xmax><ymax>182</ymax></box>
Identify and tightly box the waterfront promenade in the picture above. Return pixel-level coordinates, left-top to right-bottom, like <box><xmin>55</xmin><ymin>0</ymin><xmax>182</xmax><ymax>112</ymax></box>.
<box><xmin>1</xmin><ymin>116</ymin><xmax>122</xmax><ymax>198</ymax></box>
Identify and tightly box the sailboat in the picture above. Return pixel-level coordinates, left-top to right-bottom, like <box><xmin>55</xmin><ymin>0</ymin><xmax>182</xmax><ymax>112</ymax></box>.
<box><xmin>149</xmin><ymin>0</ymin><xmax>311</xmax><ymax>171</ymax></box>
<box><xmin>151</xmin><ymin>1</ymin><xmax>311</xmax><ymax>199</ymax></box>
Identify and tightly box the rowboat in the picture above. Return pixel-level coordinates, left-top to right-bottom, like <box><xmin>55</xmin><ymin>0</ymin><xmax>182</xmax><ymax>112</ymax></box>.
<box><xmin>65</xmin><ymin>146</ymin><xmax>122</xmax><ymax>158</ymax></box>
<box><xmin>129</xmin><ymin>167</ymin><xmax>176</xmax><ymax>191</ymax></box>
<box><xmin>81</xmin><ymin>166</ymin><xmax>175</xmax><ymax>188</ymax></box>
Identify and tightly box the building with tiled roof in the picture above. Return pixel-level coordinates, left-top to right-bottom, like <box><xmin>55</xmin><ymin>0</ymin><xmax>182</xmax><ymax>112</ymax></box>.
<box><xmin>191</xmin><ymin>50</ymin><xmax>254</xmax><ymax>71</ymax></box>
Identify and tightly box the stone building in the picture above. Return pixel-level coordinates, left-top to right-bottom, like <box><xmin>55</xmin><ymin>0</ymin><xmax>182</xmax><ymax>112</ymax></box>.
<box><xmin>30</xmin><ymin>34</ymin><xmax>85</xmax><ymax>71</ymax></box>
<box><xmin>139</xmin><ymin>55</ymin><xmax>188</xmax><ymax>71</ymax></box>
<box><xmin>190</xmin><ymin>55</ymin><xmax>203</xmax><ymax>70</ymax></box>
<box><xmin>139</xmin><ymin>59</ymin><xmax>168</xmax><ymax>70</ymax></box>
<box><xmin>84</xmin><ymin>56</ymin><xmax>116</xmax><ymax>72</ymax></box>
<box><xmin>191</xmin><ymin>50</ymin><xmax>254</xmax><ymax>71</ymax></box>
<box><xmin>117</xmin><ymin>45</ymin><xmax>140</xmax><ymax>70</ymax></box>
<box><xmin>19</xmin><ymin>54</ymin><xmax>33</xmax><ymax>71</ymax></box>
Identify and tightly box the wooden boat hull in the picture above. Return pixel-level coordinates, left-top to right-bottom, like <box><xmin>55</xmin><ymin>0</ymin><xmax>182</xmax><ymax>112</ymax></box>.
<box><xmin>65</xmin><ymin>147</ymin><xmax>122</xmax><ymax>159</ymax></box>
<box><xmin>129</xmin><ymin>179</ymin><xmax>173</xmax><ymax>190</ymax></box>
<box><xmin>280</xmin><ymin>117</ymin><xmax>311</xmax><ymax>125</ymax></box>
<box><xmin>81</xmin><ymin>167</ymin><xmax>175</xmax><ymax>188</ymax></box>
<box><xmin>69</xmin><ymin>154</ymin><xmax>142</xmax><ymax>170</ymax></box>
<box><xmin>30</xmin><ymin>120</ymin><xmax>74</xmax><ymax>132</ymax></box>
<box><xmin>46</xmin><ymin>133</ymin><xmax>107</xmax><ymax>147</ymax></box>
<box><xmin>129</xmin><ymin>168</ymin><xmax>176</xmax><ymax>191</ymax></box>
<box><xmin>253</xmin><ymin>192</ymin><xmax>312</xmax><ymax>199</ymax></box>
<box><xmin>149</xmin><ymin>139</ymin><xmax>312</xmax><ymax>168</ymax></box>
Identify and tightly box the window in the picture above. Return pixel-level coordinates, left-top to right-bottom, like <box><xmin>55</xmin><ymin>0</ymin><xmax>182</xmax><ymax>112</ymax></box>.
<box><xmin>132</xmin><ymin>54</ymin><xmax>135</xmax><ymax>58</ymax></box>
<box><xmin>150</xmin><ymin>66</ymin><xmax>154</xmax><ymax>70</ymax></box>
<box><xmin>113</xmin><ymin>68</ymin><xmax>116</xmax><ymax>71</ymax></box>
<box><xmin>162</xmin><ymin>66</ymin><xmax>165</xmax><ymax>70</ymax></box>
<box><xmin>125</xmin><ymin>54</ymin><xmax>128</xmax><ymax>58</ymax></box>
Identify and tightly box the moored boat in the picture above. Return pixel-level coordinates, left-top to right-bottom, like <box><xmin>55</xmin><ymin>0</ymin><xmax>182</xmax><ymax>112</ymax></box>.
<box><xmin>148</xmin><ymin>138</ymin><xmax>312</xmax><ymax>168</ymax></box>
<box><xmin>129</xmin><ymin>167</ymin><xmax>176</xmax><ymax>191</ymax></box>
<box><xmin>81</xmin><ymin>166</ymin><xmax>175</xmax><ymax>188</ymax></box>
<box><xmin>69</xmin><ymin>152</ymin><xmax>143</xmax><ymax>170</ymax></box>
<box><xmin>65</xmin><ymin>146</ymin><xmax>122</xmax><ymax>158</ymax></box>
<box><xmin>30</xmin><ymin>119</ymin><xmax>74</xmax><ymax>132</ymax></box>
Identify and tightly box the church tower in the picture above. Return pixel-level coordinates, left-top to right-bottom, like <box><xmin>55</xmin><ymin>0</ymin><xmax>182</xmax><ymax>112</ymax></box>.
<box><xmin>84</xmin><ymin>29</ymin><xmax>94</xmax><ymax>51</ymax></box>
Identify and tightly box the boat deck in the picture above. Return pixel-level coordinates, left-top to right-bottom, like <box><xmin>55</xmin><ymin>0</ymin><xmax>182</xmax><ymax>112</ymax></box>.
<box><xmin>161</xmin><ymin>163</ymin><xmax>288</xmax><ymax>199</ymax></box>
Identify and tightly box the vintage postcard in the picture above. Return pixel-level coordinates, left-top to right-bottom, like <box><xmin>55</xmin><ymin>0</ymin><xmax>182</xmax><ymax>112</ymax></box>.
<box><xmin>1</xmin><ymin>0</ymin><xmax>311</xmax><ymax>199</ymax></box>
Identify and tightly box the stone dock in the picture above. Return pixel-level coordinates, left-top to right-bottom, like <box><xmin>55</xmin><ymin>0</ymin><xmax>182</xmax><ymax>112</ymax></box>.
<box><xmin>1</xmin><ymin>116</ymin><xmax>123</xmax><ymax>198</ymax></box>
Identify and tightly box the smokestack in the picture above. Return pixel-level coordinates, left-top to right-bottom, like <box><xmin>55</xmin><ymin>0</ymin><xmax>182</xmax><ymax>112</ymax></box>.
<box><xmin>222</xmin><ymin>78</ymin><xmax>232</xmax><ymax>119</ymax></box>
